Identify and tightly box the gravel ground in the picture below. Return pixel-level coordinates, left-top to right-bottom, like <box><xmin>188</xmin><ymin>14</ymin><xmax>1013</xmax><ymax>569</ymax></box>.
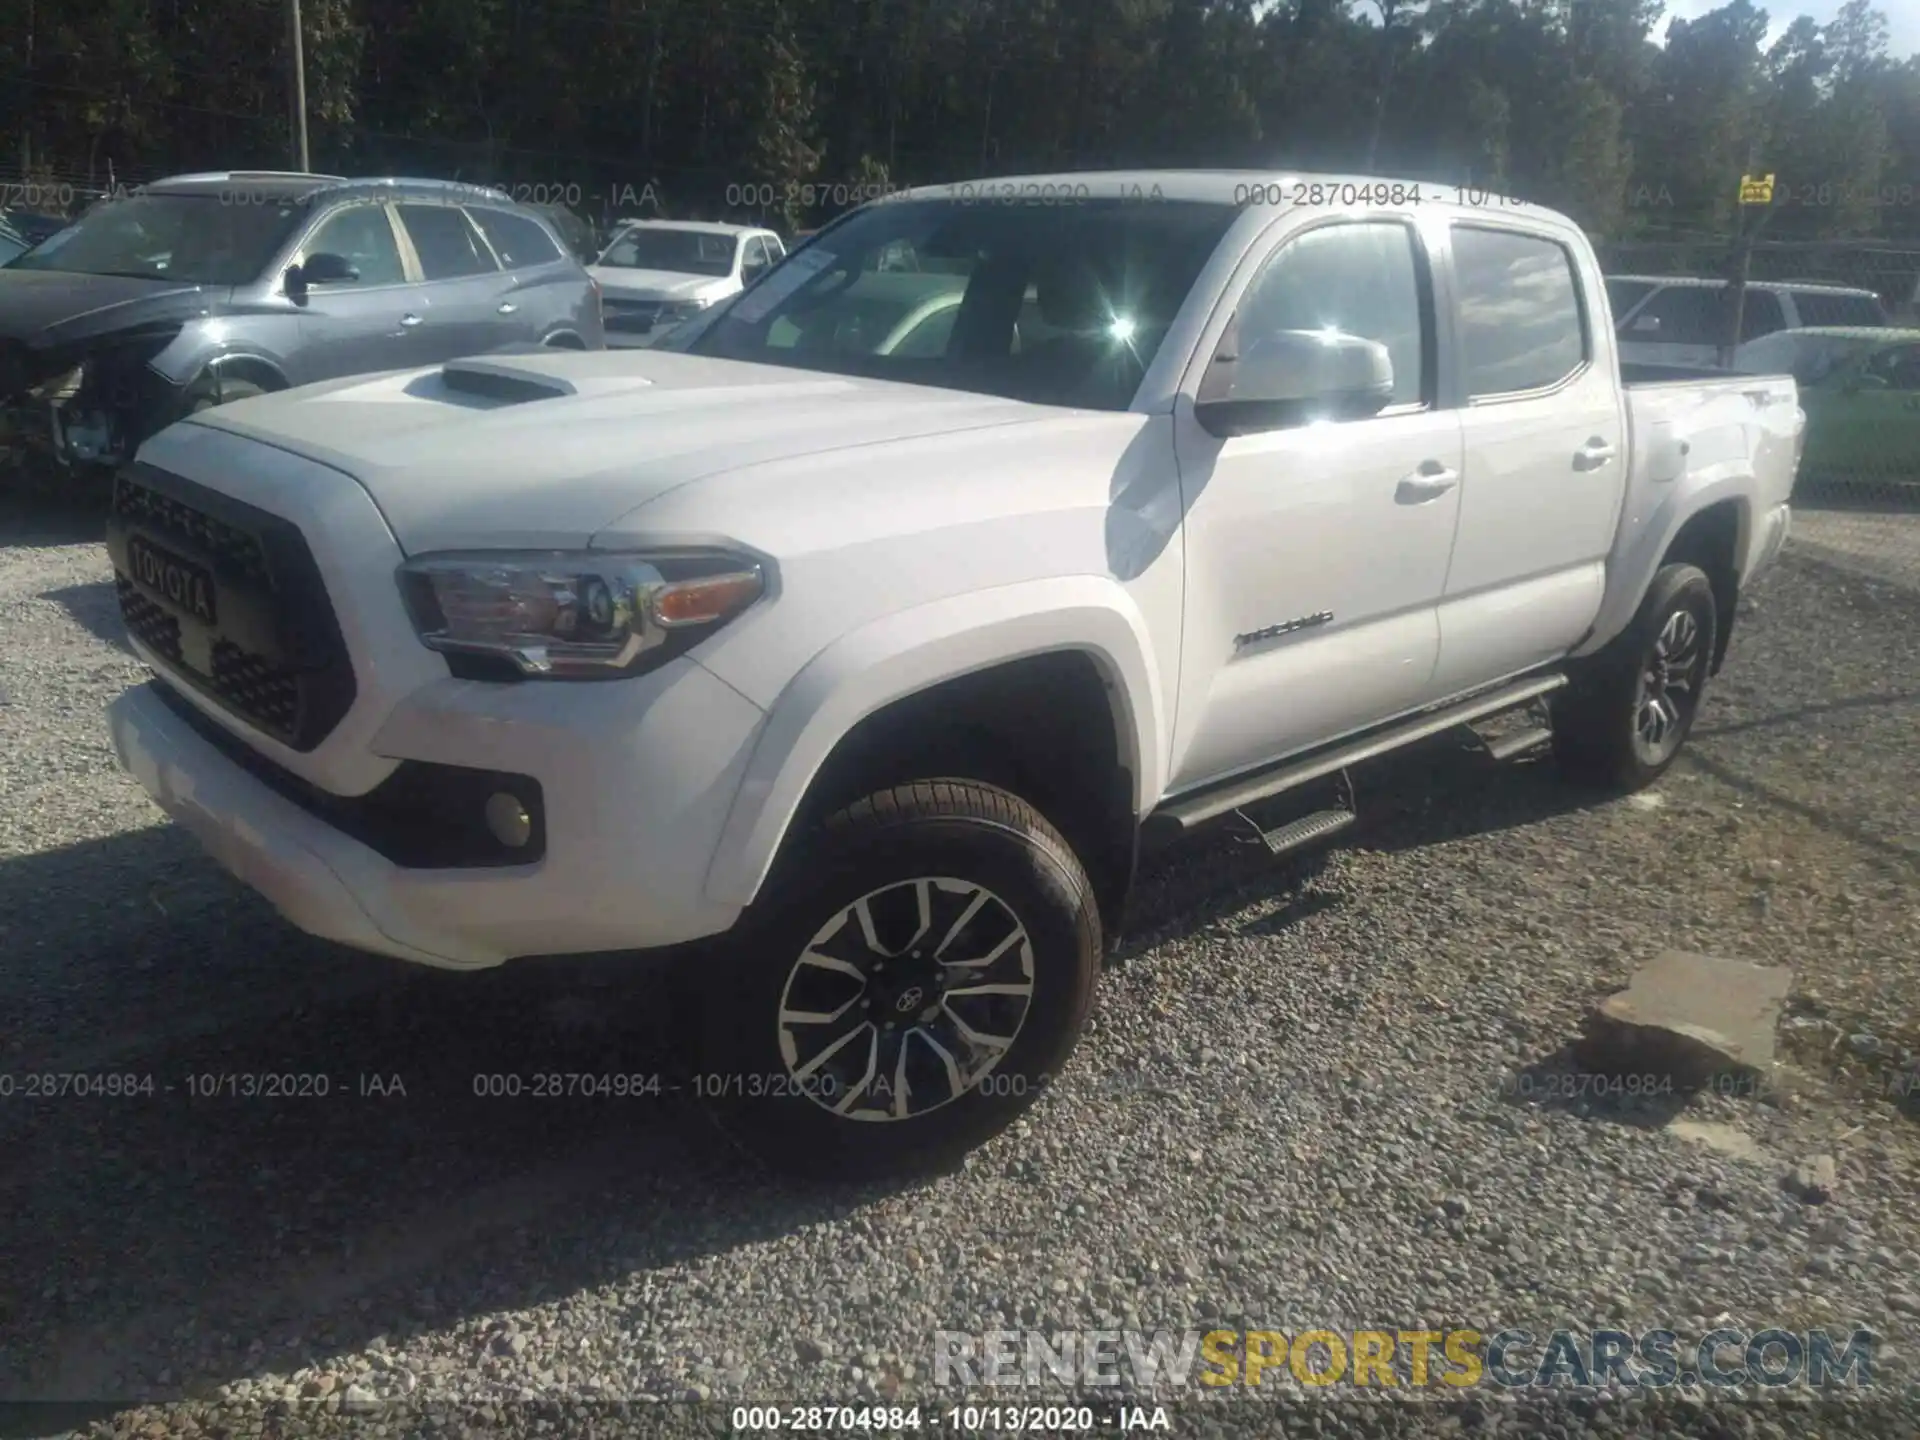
<box><xmin>2</xmin><ymin>494</ymin><xmax>1918</xmax><ymax>1439</ymax></box>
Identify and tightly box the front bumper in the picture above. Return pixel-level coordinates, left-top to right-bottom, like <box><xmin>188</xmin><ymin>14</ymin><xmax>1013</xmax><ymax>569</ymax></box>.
<box><xmin>109</xmin><ymin>656</ymin><xmax>766</xmax><ymax>970</ymax></box>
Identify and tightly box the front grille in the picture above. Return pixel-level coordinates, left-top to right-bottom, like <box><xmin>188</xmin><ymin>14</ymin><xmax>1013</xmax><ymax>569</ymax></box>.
<box><xmin>151</xmin><ymin>681</ymin><xmax>546</xmax><ymax>869</ymax></box>
<box><xmin>116</xmin><ymin>581</ymin><xmax>185</xmax><ymax>665</ymax></box>
<box><xmin>107</xmin><ymin>465</ymin><xmax>357</xmax><ymax>751</ymax></box>
<box><xmin>602</xmin><ymin>299</ymin><xmax>661</xmax><ymax>334</ymax></box>
<box><xmin>113</xmin><ymin>474</ymin><xmax>272</xmax><ymax>585</ymax></box>
<box><xmin>210</xmin><ymin>640</ymin><xmax>300</xmax><ymax>735</ymax></box>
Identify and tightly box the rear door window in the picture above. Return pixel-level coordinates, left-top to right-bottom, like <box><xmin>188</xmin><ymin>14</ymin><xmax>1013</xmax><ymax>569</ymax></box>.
<box><xmin>1740</xmin><ymin>290</ymin><xmax>1785</xmax><ymax>341</ymax></box>
<box><xmin>469</xmin><ymin>207</ymin><xmax>563</xmax><ymax>270</ymax></box>
<box><xmin>396</xmin><ymin>204</ymin><xmax>499</xmax><ymax>280</ymax></box>
<box><xmin>1791</xmin><ymin>290</ymin><xmax>1888</xmax><ymax>327</ymax></box>
<box><xmin>1865</xmin><ymin>343</ymin><xmax>1920</xmax><ymax>391</ymax></box>
<box><xmin>1622</xmin><ymin>285</ymin><xmax>1721</xmax><ymax>346</ymax></box>
<box><xmin>1451</xmin><ymin>226</ymin><xmax>1587</xmax><ymax>396</ymax></box>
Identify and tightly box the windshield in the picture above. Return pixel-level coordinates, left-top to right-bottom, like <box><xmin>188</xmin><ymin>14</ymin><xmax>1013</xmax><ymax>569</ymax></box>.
<box><xmin>597</xmin><ymin>226</ymin><xmax>737</xmax><ymax>277</ymax></box>
<box><xmin>10</xmin><ymin>192</ymin><xmax>308</xmax><ymax>285</ymax></box>
<box><xmin>1736</xmin><ymin>332</ymin><xmax>1879</xmax><ymax>386</ymax></box>
<box><xmin>681</xmin><ymin>197</ymin><xmax>1238</xmax><ymax>410</ymax></box>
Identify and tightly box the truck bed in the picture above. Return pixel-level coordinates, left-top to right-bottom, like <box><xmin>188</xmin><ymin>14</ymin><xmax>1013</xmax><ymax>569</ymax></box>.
<box><xmin>1579</xmin><ymin>366</ymin><xmax>1801</xmax><ymax>660</ymax></box>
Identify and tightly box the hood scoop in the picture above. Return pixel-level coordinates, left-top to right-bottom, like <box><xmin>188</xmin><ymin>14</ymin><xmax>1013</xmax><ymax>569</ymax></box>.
<box><xmin>438</xmin><ymin>357</ymin><xmax>592</xmax><ymax>404</ymax></box>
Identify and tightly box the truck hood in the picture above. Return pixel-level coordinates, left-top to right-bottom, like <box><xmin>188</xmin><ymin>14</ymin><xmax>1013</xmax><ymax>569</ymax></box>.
<box><xmin>0</xmin><ymin>267</ymin><xmax>217</xmax><ymax>352</ymax></box>
<box><xmin>587</xmin><ymin>267</ymin><xmax>733</xmax><ymax>303</ymax></box>
<box><xmin>179</xmin><ymin>349</ymin><xmax>1050</xmax><ymax>552</ymax></box>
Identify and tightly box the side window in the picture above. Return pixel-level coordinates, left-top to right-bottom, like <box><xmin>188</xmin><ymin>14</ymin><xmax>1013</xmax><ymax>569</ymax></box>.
<box><xmin>300</xmin><ymin>205</ymin><xmax>405</xmax><ymax>286</ymax></box>
<box><xmin>469</xmin><ymin>208</ymin><xmax>563</xmax><ymax>270</ymax></box>
<box><xmin>395</xmin><ymin>204</ymin><xmax>498</xmax><ymax>280</ymax></box>
<box><xmin>888</xmin><ymin>303</ymin><xmax>959</xmax><ymax>359</ymax></box>
<box><xmin>1866</xmin><ymin>344</ymin><xmax>1920</xmax><ymax>391</ymax></box>
<box><xmin>1451</xmin><ymin>226</ymin><xmax>1587</xmax><ymax>396</ymax></box>
<box><xmin>1213</xmin><ymin>221</ymin><xmax>1429</xmax><ymax>414</ymax></box>
<box><xmin>765</xmin><ymin>235</ymin><xmax>786</xmax><ymax>261</ymax></box>
<box><xmin>741</xmin><ymin>237</ymin><xmax>770</xmax><ymax>280</ymax></box>
<box><xmin>1792</xmin><ymin>290</ymin><xmax>1886</xmax><ymax>328</ymax></box>
<box><xmin>1740</xmin><ymin>290</ymin><xmax>1785</xmax><ymax>341</ymax></box>
<box><xmin>1622</xmin><ymin>285</ymin><xmax>1720</xmax><ymax>346</ymax></box>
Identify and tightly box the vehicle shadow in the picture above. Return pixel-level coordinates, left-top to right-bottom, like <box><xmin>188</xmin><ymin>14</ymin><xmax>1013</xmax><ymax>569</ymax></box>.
<box><xmin>8</xmin><ymin>672</ymin><xmax>1893</xmax><ymax>1424</ymax></box>
<box><xmin>0</xmin><ymin>828</ymin><xmax>903</xmax><ymax>1421</ymax></box>
<box><xmin>0</xmin><ymin>471</ymin><xmax>112</xmax><ymax>548</ymax></box>
<box><xmin>1115</xmin><ymin>729</ymin><xmax>1594</xmax><ymax>959</ymax></box>
<box><xmin>0</xmin><ymin>720</ymin><xmax>1613</xmax><ymax>1423</ymax></box>
<box><xmin>39</xmin><ymin>581</ymin><xmax>128</xmax><ymax>653</ymax></box>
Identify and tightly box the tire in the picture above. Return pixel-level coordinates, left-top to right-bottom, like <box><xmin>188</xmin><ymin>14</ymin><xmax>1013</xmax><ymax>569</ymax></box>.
<box><xmin>187</xmin><ymin>375</ymin><xmax>267</xmax><ymax>415</ymax></box>
<box><xmin>697</xmin><ymin>780</ymin><xmax>1102</xmax><ymax>1181</ymax></box>
<box><xmin>1551</xmin><ymin>562</ymin><xmax>1717</xmax><ymax>792</ymax></box>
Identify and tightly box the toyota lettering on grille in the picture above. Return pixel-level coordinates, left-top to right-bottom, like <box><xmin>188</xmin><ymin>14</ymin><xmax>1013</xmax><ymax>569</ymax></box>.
<box><xmin>126</xmin><ymin>534</ymin><xmax>218</xmax><ymax>627</ymax></box>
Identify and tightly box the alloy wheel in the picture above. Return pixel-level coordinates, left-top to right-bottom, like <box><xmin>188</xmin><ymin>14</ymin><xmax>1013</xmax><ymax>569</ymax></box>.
<box><xmin>1632</xmin><ymin>607</ymin><xmax>1704</xmax><ymax>766</ymax></box>
<box><xmin>776</xmin><ymin>876</ymin><xmax>1036</xmax><ymax>1122</ymax></box>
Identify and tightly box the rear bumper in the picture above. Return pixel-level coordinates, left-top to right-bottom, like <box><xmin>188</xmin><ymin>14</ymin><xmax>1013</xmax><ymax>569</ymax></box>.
<box><xmin>1748</xmin><ymin>501</ymin><xmax>1792</xmax><ymax>584</ymax></box>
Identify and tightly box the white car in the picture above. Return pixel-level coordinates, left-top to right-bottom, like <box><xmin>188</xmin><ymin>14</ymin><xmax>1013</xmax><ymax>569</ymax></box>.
<box><xmin>1609</xmin><ymin>274</ymin><xmax>1889</xmax><ymax>368</ymax></box>
<box><xmin>105</xmin><ymin>171</ymin><xmax>1801</xmax><ymax>1178</ymax></box>
<box><xmin>587</xmin><ymin>219</ymin><xmax>785</xmax><ymax>347</ymax></box>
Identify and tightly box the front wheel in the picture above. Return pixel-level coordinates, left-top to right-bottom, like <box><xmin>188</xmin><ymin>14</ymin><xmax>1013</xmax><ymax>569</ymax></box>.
<box><xmin>1551</xmin><ymin>562</ymin><xmax>1717</xmax><ymax>791</ymax></box>
<box><xmin>186</xmin><ymin>374</ymin><xmax>267</xmax><ymax>415</ymax></box>
<box><xmin>697</xmin><ymin>780</ymin><xmax>1102</xmax><ymax>1180</ymax></box>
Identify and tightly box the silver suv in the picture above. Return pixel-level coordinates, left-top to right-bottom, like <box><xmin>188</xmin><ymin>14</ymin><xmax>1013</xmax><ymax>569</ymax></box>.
<box><xmin>0</xmin><ymin>171</ymin><xmax>604</xmax><ymax>472</ymax></box>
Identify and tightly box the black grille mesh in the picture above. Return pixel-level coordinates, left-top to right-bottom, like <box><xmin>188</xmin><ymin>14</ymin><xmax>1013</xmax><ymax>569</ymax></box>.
<box><xmin>113</xmin><ymin>475</ymin><xmax>271</xmax><ymax>585</ymax></box>
<box><xmin>210</xmin><ymin>640</ymin><xmax>301</xmax><ymax>735</ymax></box>
<box><xmin>116</xmin><ymin>580</ymin><xmax>185</xmax><ymax>665</ymax></box>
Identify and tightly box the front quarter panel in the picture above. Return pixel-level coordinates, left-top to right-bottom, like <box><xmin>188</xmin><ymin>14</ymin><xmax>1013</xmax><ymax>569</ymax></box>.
<box><xmin>589</xmin><ymin>410</ymin><xmax>1187</xmax><ymax>908</ymax></box>
<box><xmin>144</xmin><ymin>293</ymin><xmax>301</xmax><ymax>390</ymax></box>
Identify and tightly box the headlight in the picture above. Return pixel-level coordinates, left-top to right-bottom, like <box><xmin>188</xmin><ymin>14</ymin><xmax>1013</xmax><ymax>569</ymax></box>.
<box><xmin>29</xmin><ymin>362</ymin><xmax>86</xmax><ymax>401</ymax></box>
<box><xmin>655</xmin><ymin>297</ymin><xmax>714</xmax><ymax>325</ymax></box>
<box><xmin>397</xmin><ymin>549</ymin><xmax>765</xmax><ymax>679</ymax></box>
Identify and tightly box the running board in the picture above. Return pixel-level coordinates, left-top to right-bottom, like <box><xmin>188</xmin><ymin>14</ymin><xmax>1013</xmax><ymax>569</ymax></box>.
<box><xmin>1250</xmin><ymin>806</ymin><xmax>1356</xmax><ymax>858</ymax></box>
<box><xmin>1481</xmin><ymin>724</ymin><xmax>1554</xmax><ymax>762</ymax></box>
<box><xmin>1154</xmin><ymin>673</ymin><xmax>1569</xmax><ymax>834</ymax></box>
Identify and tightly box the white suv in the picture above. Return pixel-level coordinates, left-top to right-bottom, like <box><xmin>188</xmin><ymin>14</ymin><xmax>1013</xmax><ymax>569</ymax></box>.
<box><xmin>587</xmin><ymin>219</ymin><xmax>785</xmax><ymax>347</ymax></box>
<box><xmin>1609</xmin><ymin>274</ymin><xmax>1889</xmax><ymax>367</ymax></box>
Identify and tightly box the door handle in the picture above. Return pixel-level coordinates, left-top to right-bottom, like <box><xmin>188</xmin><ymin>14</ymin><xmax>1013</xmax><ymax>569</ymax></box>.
<box><xmin>399</xmin><ymin>313</ymin><xmax>423</xmax><ymax>327</ymax></box>
<box><xmin>1395</xmin><ymin>464</ymin><xmax>1459</xmax><ymax>503</ymax></box>
<box><xmin>497</xmin><ymin>302</ymin><xmax>517</xmax><ymax>315</ymax></box>
<box><xmin>1573</xmin><ymin>438</ymin><xmax>1617</xmax><ymax>470</ymax></box>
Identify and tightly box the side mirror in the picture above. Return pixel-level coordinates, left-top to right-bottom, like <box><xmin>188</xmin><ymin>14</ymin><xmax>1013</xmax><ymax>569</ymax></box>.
<box><xmin>1195</xmin><ymin>329</ymin><xmax>1396</xmax><ymax>437</ymax></box>
<box><xmin>292</xmin><ymin>251</ymin><xmax>360</xmax><ymax>289</ymax></box>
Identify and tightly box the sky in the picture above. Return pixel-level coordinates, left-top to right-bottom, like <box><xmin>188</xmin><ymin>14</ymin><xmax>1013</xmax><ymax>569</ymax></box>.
<box><xmin>1659</xmin><ymin>0</ymin><xmax>1920</xmax><ymax>58</ymax></box>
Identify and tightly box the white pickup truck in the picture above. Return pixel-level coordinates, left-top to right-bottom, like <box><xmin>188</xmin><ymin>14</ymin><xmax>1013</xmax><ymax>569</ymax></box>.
<box><xmin>104</xmin><ymin>171</ymin><xmax>1801</xmax><ymax>1177</ymax></box>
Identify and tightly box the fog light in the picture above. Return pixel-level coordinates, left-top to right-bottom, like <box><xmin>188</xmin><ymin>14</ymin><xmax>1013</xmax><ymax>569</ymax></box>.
<box><xmin>484</xmin><ymin>792</ymin><xmax>533</xmax><ymax>849</ymax></box>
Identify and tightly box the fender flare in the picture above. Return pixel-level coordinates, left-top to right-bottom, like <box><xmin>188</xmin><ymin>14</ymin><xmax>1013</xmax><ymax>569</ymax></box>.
<box><xmin>195</xmin><ymin>351</ymin><xmax>291</xmax><ymax>395</ymax></box>
<box><xmin>701</xmin><ymin>576</ymin><xmax>1168</xmax><ymax>908</ymax></box>
<box><xmin>1577</xmin><ymin>475</ymin><xmax>1752</xmax><ymax>659</ymax></box>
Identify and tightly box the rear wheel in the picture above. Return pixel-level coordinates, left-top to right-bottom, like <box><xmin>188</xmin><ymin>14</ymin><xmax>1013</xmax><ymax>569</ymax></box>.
<box><xmin>1552</xmin><ymin>562</ymin><xmax>1717</xmax><ymax>791</ymax></box>
<box><xmin>698</xmin><ymin>780</ymin><xmax>1101</xmax><ymax>1181</ymax></box>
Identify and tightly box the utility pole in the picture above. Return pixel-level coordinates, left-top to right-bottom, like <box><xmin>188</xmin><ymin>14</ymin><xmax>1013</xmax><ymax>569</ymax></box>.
<box><xmin>288</xmin><ymin>0</ymin><xmax>311</xmax><ymax>171</ymax></box>
<box><xmin>1721</xmin><ymin>144</ymin><xmax>1777</xmax><ymax>368</ymax></box>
